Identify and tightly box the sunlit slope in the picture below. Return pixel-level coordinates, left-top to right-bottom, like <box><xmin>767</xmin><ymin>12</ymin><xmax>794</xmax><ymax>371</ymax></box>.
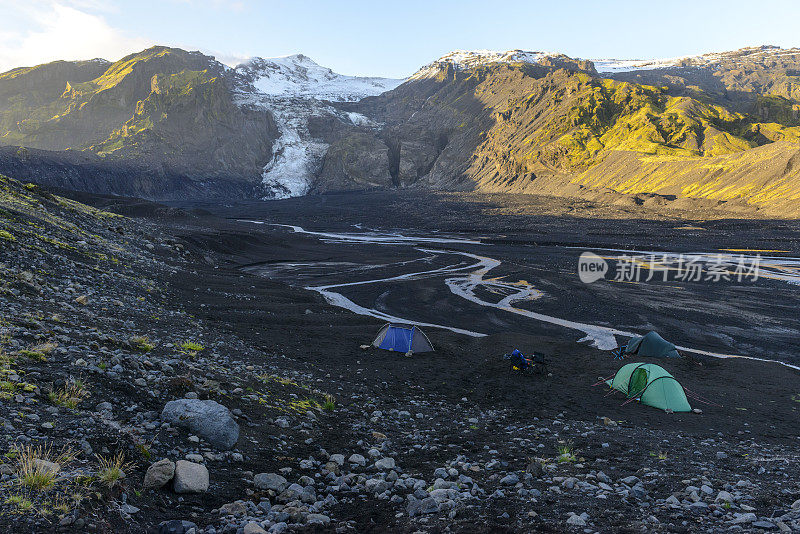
<box><xmin>0</xmin><ymin>47</ymin><xmax>215</xmax><ymax>150</ymax></box>
<box><xmin>572</xmin><ymin>142</ymin><xmax>800</xmax><ymax>210</ymax></box>
<box><xmin>450</xmin><ymin>69</ymin><xmax>800</xmax><ymax>213</ymax></box>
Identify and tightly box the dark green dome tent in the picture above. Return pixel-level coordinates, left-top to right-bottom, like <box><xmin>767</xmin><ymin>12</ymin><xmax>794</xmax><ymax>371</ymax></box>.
<box><xmin>606</xmin><ymin>363</ymin><xmax>692</xmax><ymax>412</ymax></box>
<box><xmin>624</xmin><ymin>331</ymin><xmax>681</xmax><ymax>359</ymax></box>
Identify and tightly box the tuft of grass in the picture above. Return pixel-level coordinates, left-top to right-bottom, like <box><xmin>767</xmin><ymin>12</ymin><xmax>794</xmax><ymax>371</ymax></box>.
<box><xmin>5</xmin><ymin>495</ymin><xmax>34</xmax><ymax>512</ymax></box>
<box><xmin>48</xmin><ymin>378</ymin><xmax>89</xmax><ymax>409</ymax></box>
<box><xmin>650</xmin><ymin>450</ymin><xmax>668</xmax><ymax>461</ymax></box>
<box><xmin>130</xmin><ymin>336</ymin><xmax>154</xmax><ymax>352</ymax></box>
<box><xmin>30</xmin><ymin>342</ymin><xmax>56</xmax><ymax>355</ymax></box>
<box><xmin>556</xmin><ymin>443</ymin><xmax>577</xmax><ymax>463</ymax></box>
<box><xmin>95</xmin><ymin>451</ymin><xmax>132</xmax><ymax>488</ymax></box>
<box><xmin>258</xmin><ymin>373</ymin><xmax>301</xmax><ymax>388</ymax></box>
<box><xmin>321</xmin><ymin>394</ymin><xmax>335</xmax><ymax>412</ymax></box>
<box><xmin>51</xmin><ymin>495</ymin><xmax>71</xmax><ymax>515</ymax></box>
<box><xmin>14</xmin><ymin>443</ymin><xmax>74</xmax><ymax>492</ymax></box>
<box><xmin>179</xmin><ymin>340</ymin><xmax>204</xmax><ymax>353</ymax></box>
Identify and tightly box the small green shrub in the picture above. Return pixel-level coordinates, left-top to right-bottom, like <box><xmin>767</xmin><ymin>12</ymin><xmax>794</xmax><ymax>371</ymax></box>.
<box><xmin>18</xmin><ymin>350</ymin><xmax>46</xmax><ymax>361</ymax></box>
<box><xmin>5</xmin><ymin>495</ymin><xmax>34</xmax><ymax>511</ymax></box>
<box><xmin>556</xmin><ymin>443</ymin><xmax>577</xmax><ymax>463</ymax></box>
<box><xmin>130</xmin><ymin>336</ymin><xmax>154</xmax><ymax>352</ymax></box>
<box><xmin>180</xmin><ymin>340</ymin><xmax>204</xmax><ymax>353</ymax></box>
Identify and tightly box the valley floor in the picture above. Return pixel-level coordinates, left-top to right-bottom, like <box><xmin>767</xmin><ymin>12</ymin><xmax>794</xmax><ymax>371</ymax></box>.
<box><xmin>1</xmin><ymin>185</ymin><xmax>800</xmax><ymax>533</ymax></box>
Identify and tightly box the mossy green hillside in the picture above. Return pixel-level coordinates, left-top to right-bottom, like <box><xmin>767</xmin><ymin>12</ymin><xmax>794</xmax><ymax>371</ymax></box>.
<box><xmin>0</xmin><ymin>46</ymin><xmax>222</xmax><ymax>151</ymax></box>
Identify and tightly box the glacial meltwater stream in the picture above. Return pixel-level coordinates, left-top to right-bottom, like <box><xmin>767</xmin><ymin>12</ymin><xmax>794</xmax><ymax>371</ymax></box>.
<box><xmin>242</xmin><ymin>222</ymin><xmax>800</xmax><ymax>370</ymax></box>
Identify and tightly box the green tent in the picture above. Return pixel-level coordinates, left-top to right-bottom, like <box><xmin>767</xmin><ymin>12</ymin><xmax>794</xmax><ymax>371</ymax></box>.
<box><xmin>624</xmin><ymin>331</ymin><xmax>681</xmax><ymax>359</ymax></box>
<box><xmin>606</xmin><ymin>363</ymin><xmax>692</xmax><ymax>412</ymax></box>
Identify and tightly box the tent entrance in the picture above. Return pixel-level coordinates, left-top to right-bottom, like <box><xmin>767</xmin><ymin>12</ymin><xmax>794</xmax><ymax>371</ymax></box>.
<box><xmin>629</xmin><ymin>367</ymin><xmax>649</xmax><ymax>397</ymax></box>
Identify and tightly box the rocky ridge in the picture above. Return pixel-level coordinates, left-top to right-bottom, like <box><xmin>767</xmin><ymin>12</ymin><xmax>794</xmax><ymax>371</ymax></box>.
<box><xmin>4</xmin><ymin>46</ymin><xmax>800</xmax><ymax>214</ymax></box>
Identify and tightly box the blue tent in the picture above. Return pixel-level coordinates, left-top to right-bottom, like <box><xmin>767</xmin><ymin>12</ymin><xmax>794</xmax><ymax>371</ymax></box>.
<box><xmin>372</xmin><ymin>323</ymin><xmax>434</xmax><ymax>353</ymax></box>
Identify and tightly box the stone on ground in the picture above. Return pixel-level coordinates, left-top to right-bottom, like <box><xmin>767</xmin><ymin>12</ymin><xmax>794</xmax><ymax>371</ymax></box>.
<box><xmin>143</xmin><ymin>458</ymin><xmax>176</xmax><ymax>489</ymax></box>
<box><xmin>161</xmin><ymin>399</ymin><xmax>240</xmax><ymax>450</ymax></box>
<box><xmin>172</xmin><ymin>460</ymin><xmax>209</xmax><ymax>493</ymax></box>
<box><xmin>254</xmin><ymin>472</ymin><xmax>288</xmax><ymax>492</ymax></box>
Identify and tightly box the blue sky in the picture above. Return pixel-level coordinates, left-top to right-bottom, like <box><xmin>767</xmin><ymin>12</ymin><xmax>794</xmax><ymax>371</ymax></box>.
<box><xmin>2</xmin><ymin>0</ymin><xmax>799</xmax><ymax>77</ymax></box>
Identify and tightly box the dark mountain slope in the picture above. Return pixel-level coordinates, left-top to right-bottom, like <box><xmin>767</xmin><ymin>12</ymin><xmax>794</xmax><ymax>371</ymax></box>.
<box><xmin>0</xmin><ymin>47</ymin><xmax>277</xmax><ymax>199</ymax></box>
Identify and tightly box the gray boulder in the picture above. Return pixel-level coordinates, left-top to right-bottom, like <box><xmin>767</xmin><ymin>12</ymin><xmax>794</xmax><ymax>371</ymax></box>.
<box><xmin>254</xmin><ymin>472</ymin><xmax>288</xmax><ymax>492</ymax></box>
<box><xmin>500</xmin><ymin>473</ymin><xmax>520</xmax><ymax>486</ymax></box>
<box><xmin>306</xmin><ymin>514</ymin><xmax>330</xmax><ymax>525</ymax></box>
<box><xmin>243</xmin><ymin>522</ymin><xmax>267</xmax><ymax>534</ymax></box>
<box><xmin>566</xmin><ymin>515</ymin><xmax>587</xmax><ymax>526</ymax></box>
<box><xmin>161</xmin><ymin>399</ymin><xmax>239</xmax><ymax>450</ymax></box>
<box><xmin>143</xmin><ymin>458</ymin><xmax>175</xmax><ymax>489</ymax></box>
<box><xmin>173</xmin><ymin>460</ymin><xmax>209</xmax><ymax>493</ymax></box>
<box><xmin>158</xmin><ymin>520</ymin><xmax>198</xmax><ymax>534</ymax></box>
<box><xmin>407</xmin><ymin>496</ymin><xmax>439</xmax><ymax>516</ymax></box>
<box><xmin>348</xmin><ymin>453</ymin><xmax>366</xmax><ymax>466</ymax></box>
<box><xmin>374</xmin><ymin>457</ymin><xmax>396</xmax><ymax>470</ymax></box>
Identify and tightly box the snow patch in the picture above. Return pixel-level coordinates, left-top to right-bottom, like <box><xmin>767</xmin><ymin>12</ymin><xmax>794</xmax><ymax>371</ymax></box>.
<box><xmin>243</xmin><ymin>54</ymin><xmax>403</xmax><ymax>101</ymax></box>
<box><xmin>411</xmin><ymin>49</ymin><xmax>557</xmax><ymax>79</ymax></box>
<box><xmin>347</xmin><ymin>112</ymin><xmax>375</xmax><ymax>127</ymax></box>
<box><xmin>412</xmin><ymin>45</ymin><xmax>800</xmax><ymax>76</ymax></box>
<box><xmin>232</xmin><ymin>54</ymin><xmax>403</xmax><ymax>199</ymax></box>
<box><xmin>592</xmin><ymin>45</ymin><xmax>796</xmax><ymax>73</ymax></box>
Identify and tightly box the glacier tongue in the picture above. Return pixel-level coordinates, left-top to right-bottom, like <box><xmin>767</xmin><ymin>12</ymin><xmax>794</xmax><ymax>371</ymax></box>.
<box><xmin>256</xmin><ymin>97</ymin><xmax>329</xmax><ymax>199</ymax></box>
<box><xmin>231</xmin><ymin>54</ymin><xmax>403</xmax><ymax>199</ymax></box>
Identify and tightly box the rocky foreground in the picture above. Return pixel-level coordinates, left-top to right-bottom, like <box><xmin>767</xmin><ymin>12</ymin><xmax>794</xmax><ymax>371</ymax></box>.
<box><xmin>1</xmin><ymin>174</ymin><xmax>800</xmax><ymax>533</ymax></box>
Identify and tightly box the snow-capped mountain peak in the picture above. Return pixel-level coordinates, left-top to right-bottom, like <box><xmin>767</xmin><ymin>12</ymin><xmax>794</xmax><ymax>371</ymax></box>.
<box><xmin>411</xmin><ymin>45</ymin><xmax>800</xmax><ymax>76</ymax></box>
<box><xmin>234</xmin><ymin>54</ymin><xmax>403</xmax><ymax>101</ymax></box>
<box><xmin>591</xmin><ymin>45</ymin><xmax>796</xmax><ymax>73</ymax></box>
<box><xmin>231</xmin><ymin>54</ymin><xmax>404</xmax><ymax>199</ymax></box>
<box><xmin>411</xmin><ymin>49</ymin><xmax>558</xmax><ymax>79</ymax></box>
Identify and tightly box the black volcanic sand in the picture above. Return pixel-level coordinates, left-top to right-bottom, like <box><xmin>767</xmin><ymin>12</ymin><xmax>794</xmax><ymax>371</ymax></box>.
<box><xmin>159</xmin><ymin>192</ymin><xmax>800</xmax><ymax>442</ymax></box>
<box><xmin>12</xmin><ymin>188</ymin><xmax>797</xmax><ymax>532</ymax></box>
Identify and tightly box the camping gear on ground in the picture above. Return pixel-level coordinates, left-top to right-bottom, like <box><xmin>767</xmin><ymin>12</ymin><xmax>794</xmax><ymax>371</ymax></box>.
<box><xmin>616</xmin><ymin>331</ymin><xmax>681</xmax><ymax>359</ymax></box>
<box><xmin>610</xmin><ymin>346</ymin><xmax>626</xmax><ymax>360</ymax></box>
<box><xmin>602</xmin><ymin>363</ymin><xmax>692</xmax><ymax>412</ymax></box>
<box><xmin>503</xmin><ymin>349</ymin><xmax>546</xmax><ymax>373</ymax></box>
<box><xmin>372</xmin><ymin>323</ymin><xmax>434</xmax><ymax>354</ymax></box>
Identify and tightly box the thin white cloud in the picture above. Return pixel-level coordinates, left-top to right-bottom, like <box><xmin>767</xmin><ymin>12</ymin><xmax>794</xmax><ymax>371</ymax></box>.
<box><xmin>199</xmin><ymin>49</ymin><xmax>251</xmax><ymax>68</ymax></box>
<box><xmin>0</xmin><ymin>1</ymin><xmax>150</xmax><ymax>72</ymax></box>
